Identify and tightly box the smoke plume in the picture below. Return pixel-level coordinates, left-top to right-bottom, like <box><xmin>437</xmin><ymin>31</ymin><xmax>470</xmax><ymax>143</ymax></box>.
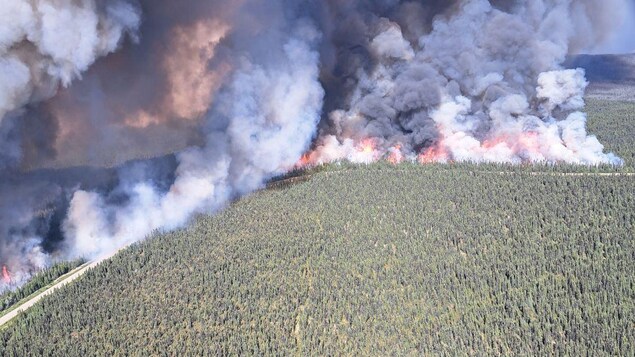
<box><xmin>0</xmin><ymin>0</ymin><xmax>629</xmax><ymax>290</ymax></box>
<box><xmin>307</xmin><ymin>0</ymin><xmax>624</xmax><ymax>165</ymax></box>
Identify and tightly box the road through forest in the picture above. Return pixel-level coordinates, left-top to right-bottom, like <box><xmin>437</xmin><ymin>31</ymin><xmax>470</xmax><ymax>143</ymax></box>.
<box><xmin>2</xmin><ymin>169</ymin><xmax>633</xmax><ymax>328</ymax></box>
<box><xmin>0</xmin><ymin>250</ymin><xmax>121</xmax><ymax>328</ymax></box>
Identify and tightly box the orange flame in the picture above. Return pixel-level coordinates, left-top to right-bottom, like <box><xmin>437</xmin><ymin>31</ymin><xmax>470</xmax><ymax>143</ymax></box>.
<box><xmin>482</xmin><ymin>132</ymin><xmax>541</xmax><ymax>155</ymax></box>
<box><xmin>2</xmin><ymin>265</ymin><xmax>10</xmax><ymax>284</ymax></box>
<box><xmin>418</xmin><ymin>144</ymin><xmax>450</xmax><ymax>164</ymax></box>
<box><xmin>358</xmin><ymin>138</ymin><xmax>377</xmax><ymax>154</ymax></box>
<box><xmin>482</xmin><ymin>136</ymin><xmax>509</xmax><ymax>150</ymax></box>
<box><xmin>387</xmin><ymin>144</ymin><xmax>404</xmax><ymax>164</ymax></box>
<box><xmin>296</xmin><ymin>153</ymin><xmax>313</xmax><ymax>168</ymax></box>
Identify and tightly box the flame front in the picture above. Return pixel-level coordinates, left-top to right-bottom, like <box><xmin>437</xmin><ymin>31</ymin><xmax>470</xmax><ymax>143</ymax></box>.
<box><xmin>482</xmin><ymin>132</ymin><xmax>541</xmax><ymax>155</ymax></box>
<box><xmin>2</xmin><ymin>265</ymin><xmax>11</xmax><ymax>284</ymax></box>
<box><xmin>358</xmin><ymin>138</ymin><xmax>376</xmax><ymax>154</ymax></box>
<box><xmin>418</xmin><ymin>144</ymin><xmax>450</xmax><ymax>164</ymax></box>
<box><xmin>387</xmin><ymin>144</ymin><xmax>404</xmax><ymax>164</ymax></box>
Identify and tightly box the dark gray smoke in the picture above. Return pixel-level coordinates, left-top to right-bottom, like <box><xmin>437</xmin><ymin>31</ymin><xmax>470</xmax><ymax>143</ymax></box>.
<box><xmin>306</xmin><ymin>0</ymin><xmax>626</xmax><ymax>164</ymax></box>
<box><xmin>0</xmin><ymin>0</ymin><xmax>629</xmax><ymax>290</ymax></box>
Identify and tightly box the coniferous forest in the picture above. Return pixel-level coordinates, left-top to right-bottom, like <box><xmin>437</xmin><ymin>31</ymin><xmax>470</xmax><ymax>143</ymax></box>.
<box><xmin>0</xmin><ymin>100</ymin><xmax>634</xmax><ymax>355</ymax></box>
<box><xmin>1</xmin><ymin>0</ymin><xmax>635</xmax><ymax>352</ymax></box>
<box><xmin>0</xmin><ymin>260</ymin><xmax>84</xmax><ymax>314</ymax></box>
<box><xmin>1</xmin><ymin>162</ymin><xmax>634</xmax><ymax>355</ymax></box>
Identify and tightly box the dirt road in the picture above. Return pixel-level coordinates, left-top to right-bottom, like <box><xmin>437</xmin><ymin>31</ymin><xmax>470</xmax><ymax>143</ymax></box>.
<box><xmin>0</xmin><ymin>250</ymin><xmax>119</xmax><ymax>328</ymax></box>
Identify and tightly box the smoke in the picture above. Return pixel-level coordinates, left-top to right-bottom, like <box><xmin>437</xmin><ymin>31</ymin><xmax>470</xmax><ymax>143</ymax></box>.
<box><xmin>588</xmin><ymin>0</ymin><xmax>635</xmax><ymax>54</ymax></box>
<box><xmin>0</xmin><ymin>0</ymin><xmax>140</xmax><ymax>124</ymax></box>
<box><xmin>63</xmin><ymin>16</ymin><xmax>324</xmax><ymax>259</ymax></box>
<box><xmin>0</xmin><ymin>0</ymin><xmax>629</xmax><ymax>291</ymax></box>
<box><xmin>306</xmin><ymin>0</ymin><xmax>625</xmax><ymax>165</ymax></box>
<box><xmin>0</xmin><ymin>0</ymin><xmax>141</xmax><ymax>289</ymax></box>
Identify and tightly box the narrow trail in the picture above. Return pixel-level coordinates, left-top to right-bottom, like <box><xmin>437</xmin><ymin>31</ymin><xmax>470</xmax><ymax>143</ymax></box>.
<box><xmin>0</xmin><ymin>250</ymin><xmax>121</xmax><ymax>329</ymax></box>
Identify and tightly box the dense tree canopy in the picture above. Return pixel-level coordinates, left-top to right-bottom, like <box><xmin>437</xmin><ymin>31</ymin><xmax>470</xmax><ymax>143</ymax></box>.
<box><xmin>0</xmin><ymin>260</ymin><xmax>84</xmax><ymax>315</ymax></box>
<box><xmin>1</xmin><ymin>162</ymin><xmax>633</xmax><ymax>355</ymax></box>
<box><xmin>0</xmin><ymin>99</ymin><xmax>633</xmax><ymax>355</ymax></box>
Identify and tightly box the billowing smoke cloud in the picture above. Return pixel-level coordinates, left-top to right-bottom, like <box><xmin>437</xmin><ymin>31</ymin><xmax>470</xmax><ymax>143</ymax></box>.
<box><xmin>0</xmin><ymin>0</ymin><xmax>140</xmax><ymax>288</ymax></box>
<box><xmin>0</xmin><ymin>0</ymin><xmax>140</xmax><ymax>164</ymax></box>
<box><xmin>0</xmin><ymin>0</ymin><xmax>629</xmax><ymax>291</ymax></box>
<box><xmin>62</xmin><ymin>11</ymin><xmax>324</xmax><ymax>259</ymax></box>
<box><xmin>306</xmin><ymin>0</ymin><xmax>624</xmax><ymax>165</ymax></box>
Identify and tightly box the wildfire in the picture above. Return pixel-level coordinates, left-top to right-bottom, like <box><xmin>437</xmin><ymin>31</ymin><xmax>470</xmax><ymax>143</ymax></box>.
<box><xmin>517</xmin><ymin>132</ymin><xmax>541</xmax><ymax>153</ymax></box>
<box><xmin>2</xmin><ymin>265</ymin><xmax>11</xmax><ymax>284</ymax></box>
<box><xmin>482</xmin><ymin>132</ymin><xmax>542</xmax><ymax>156</ymax></box>
<box><xmin>387</xmin><ymin>144</ymin><xmax>404</xmax><ymax>164</ymax></box>
<box><xmin>482</xmin><ymin>136</ymin><xmax>509</xmax><ymax>150</ymax></box>
<box><xmin>358</xmin><ymin>138</ymin><xmax>376</xmax><ymax>154</ymax></box>
<box><xmin>419</xmin><ymin>144</ymin><xmax>450</xmax><ymax>164</ymax></box>
<box><xmin>347</xmin><ymin>138</ymin><xmax>381</xmax><ymax>163</ymax></box>
<box><xmin>296</xmin><ymin>153</ymin><xmax>313</xmax><ymax>168</ymax></box>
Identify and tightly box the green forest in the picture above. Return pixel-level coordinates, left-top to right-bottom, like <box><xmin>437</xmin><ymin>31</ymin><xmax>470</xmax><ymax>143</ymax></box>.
<box><xmin>0</xmin><ymin>259</ymin><xmax>84</xmax><ymax>316</ymax></box>
<box><xmin>1</xmin><ymin>163</ymin><xmax>633</xmax><ymax>355</ymax></box>
<box><xmin>586</xmin><ymin>99</ymin><xmax>635</xmax><ymax>167</ymax></box>
<box><xmin>0</xmin><ymin>99</ymin><xmax>634</xmax><ymax>355</ymax></box>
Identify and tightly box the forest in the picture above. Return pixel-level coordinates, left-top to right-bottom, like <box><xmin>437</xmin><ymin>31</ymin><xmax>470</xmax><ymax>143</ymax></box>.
<box><xmin>0</xmin><ymin>260</ymin><xmax>84</xmax><ymax>316</ymax></box>
<box><xmin>1</xmin><ymin>0</ymin><xmax>634</xmax><ymax>353</ymax></box>
<box><xmin>0</xmin><ymin>99</ymin><xmax>633</xmax><ymax>355</ymax></box>
<box><xmin>586</xmin><ymin>99</ymin><xmax>635</xmax><ymax>167</ymax></box>
<box><xmin>1</xmin><ymin>160</ymin><xmax>633</xmax><ymax>355</ymax></box>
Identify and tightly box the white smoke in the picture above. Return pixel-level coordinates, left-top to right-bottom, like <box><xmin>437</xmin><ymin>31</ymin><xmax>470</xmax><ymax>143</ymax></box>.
<box><xmin>0</xmin><ymin>236</ymin><xmax>48</xmax><ymax>289</ymax></box>
<box><xmin>0</xmin><ymin>0</ymin><xmax>139</xmax><ymax>291</ymax></box>
<box><xmin>62</xmin><ymin>20</ymin><xmax>324</xmax><ymax>260</ymax></box>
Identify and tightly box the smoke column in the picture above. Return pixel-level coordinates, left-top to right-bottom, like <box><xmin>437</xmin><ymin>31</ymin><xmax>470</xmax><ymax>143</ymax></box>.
<box><xmin>306</xmin><ymin>0</ymin><xmax>625</xmax><ymax>165</ymax></box>
<box><xmin>0</xmin><ymin>0</ymin><xmax>629</xmax><ymax>290</ymax></box>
